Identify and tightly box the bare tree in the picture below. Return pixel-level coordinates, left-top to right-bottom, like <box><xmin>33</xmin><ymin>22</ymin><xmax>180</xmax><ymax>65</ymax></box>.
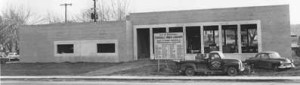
<box><xmin>74</xmin><ymin>0</ymin><xmax>130</xmax><ymax>22</ymax></box>
<box><xmin>42</xmin><ymin>11</ymin><xmax>63</xmax><ymax>23</ymax></box>
<box><xmin>73</xmin><ymin>9</ymin><xmax>93</xmax><ymax>22</ymax></box>
<box><xmin>0</xmin><ymin>6</ymin><xmax>41</xmax><ymax>53</ymax></box>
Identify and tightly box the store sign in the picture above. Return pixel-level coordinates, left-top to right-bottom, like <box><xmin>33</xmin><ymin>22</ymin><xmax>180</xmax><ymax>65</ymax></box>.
<box><xmin>154</xmin><ymin>33</ymin><xmax>185</xmax><ymax>60</ymax></box>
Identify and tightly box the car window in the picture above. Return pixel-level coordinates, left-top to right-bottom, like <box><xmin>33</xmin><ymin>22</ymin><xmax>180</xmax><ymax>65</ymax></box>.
<box><xmin>210</xmin><ymin>53</ymin><xmax>221</xmax><ymax>60</ymax></box>
<box><xmin>254</xmin><ymin>54</ymin><xmax>262</xmax><ymax>59</ymax></box>
<box><xmin>260</xmin><ymin>54</ymin><xmax>269</xmax><ymax>59</ymax></box>
<box><xmin>269</xmin><ymin>53</ymin><xmax>281</xmax><ymax>58</ymax></box>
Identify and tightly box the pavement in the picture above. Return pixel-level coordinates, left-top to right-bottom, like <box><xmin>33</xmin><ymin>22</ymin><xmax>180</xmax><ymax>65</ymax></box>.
<box><xmin>1</xmin><ymin>76</ymin><xmax>300</xmax><ymax>82</ymax></box>
<box><xmin>2</xmin><ymin>80</ymin><xmax>300</xmax><ymax>85</ymax></box>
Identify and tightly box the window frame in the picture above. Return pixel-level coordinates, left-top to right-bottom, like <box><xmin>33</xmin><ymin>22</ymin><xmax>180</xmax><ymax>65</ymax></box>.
<box><xmin>54</xmin><ymin>40</ymin><xmax>118</xmax><ymax>57</ymax></box>
<box><xmin>95</xmin><ymin>40</ymin><xmax>118</xmax><ymax>56</ymax></box>
<box><xmin>186</xmin><ymin>26</ymin><xmax>201</xmax><ymax>54</ymax></box>
<box><xmin>97</xmin><ymin>43</ymin><xmax>116</xmax><ymax>53</ymax></box>
<box><xmin>54</xmin><ymin>41</ymin><xmax>78</xmax><ymax>57</ymax></box>
<box><xmin>241</xmin><ymin>24</ymin><xmax>258</xmax><ymax>53</ymax></box>
<box><xmin>133</xmin><ymin>20</ymin><xmax>261</xmax><ymax>60</ymax></box>
<box><xmin>57</xmin><ymin>44</ymin><xmax>74</xmax><ymax>54</ymax></box>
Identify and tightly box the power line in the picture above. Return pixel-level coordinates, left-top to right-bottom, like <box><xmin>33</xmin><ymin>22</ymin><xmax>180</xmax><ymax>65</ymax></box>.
<box><xmin>60</xmin><ymin>3</ymin><xmax>72</xmax><ymax>23</ymax></box>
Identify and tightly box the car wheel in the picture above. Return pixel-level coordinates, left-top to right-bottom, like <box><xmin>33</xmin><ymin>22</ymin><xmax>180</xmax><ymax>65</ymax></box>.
<box><xmin>227</xmin><ymin>67</ymin><xmax>238</xmax><ymax>76</ymax></box>
<box><xmin>185</xmin><ymin>67</ymin><xmax>195</xmax><ymax>76</ymax></box>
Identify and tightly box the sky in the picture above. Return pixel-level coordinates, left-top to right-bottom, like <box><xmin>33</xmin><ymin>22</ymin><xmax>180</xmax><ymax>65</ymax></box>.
<box><xmin>0</xmin><ymin>0</ymin><xmax>299</xmax><ymax>24</ymax></box>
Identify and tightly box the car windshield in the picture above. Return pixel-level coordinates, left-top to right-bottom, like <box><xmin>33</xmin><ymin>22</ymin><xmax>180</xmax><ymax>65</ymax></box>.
<box><xmin>268</xmin><ymin>53</ymin><xmax>281</xmax><ymax>58</ymax></box>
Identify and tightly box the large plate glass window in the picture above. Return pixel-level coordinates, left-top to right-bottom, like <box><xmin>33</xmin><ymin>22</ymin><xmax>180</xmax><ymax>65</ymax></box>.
<box><xmin>203</xmin><ymin>26</ymin><xmax>219</xmax><ymax>53</ymax></box>
<box><xmin>222</xmin><ymin>25</ymin><xmax>238</xmax><ymax>53</ymax></box>
<box><xmin>241</xmin><ymin>24</ymin><xmax>258</xmax><ymax>53</ymax></box>
<box><xmin>186</xmin><ymin>26</ymin><xmax>201</xmax><ymax>53</ymax></box>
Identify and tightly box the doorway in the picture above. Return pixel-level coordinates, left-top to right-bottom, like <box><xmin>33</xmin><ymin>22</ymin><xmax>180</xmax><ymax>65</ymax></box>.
<box><xmin>137</xmin><ymin>28</ymin><xmax>150</xmax><ymax>59</ymax></box>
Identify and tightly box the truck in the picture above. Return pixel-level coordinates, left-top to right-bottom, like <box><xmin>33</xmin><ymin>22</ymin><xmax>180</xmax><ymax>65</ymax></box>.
<box><xmin>175</xmin><ymin>51</ymin><xmax>251</xmax><ymax>76</ymax></box>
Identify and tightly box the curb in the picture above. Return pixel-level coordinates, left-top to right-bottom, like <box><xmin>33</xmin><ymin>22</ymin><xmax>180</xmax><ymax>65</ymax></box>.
<box><xmin>2</xmin><ymin>76</ymin><xmax>300</xmax><ymax>82</ymax></box>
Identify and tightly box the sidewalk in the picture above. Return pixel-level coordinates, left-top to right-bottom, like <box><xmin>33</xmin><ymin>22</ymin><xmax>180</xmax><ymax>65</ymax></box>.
<box><xmin>2</xmin><ymin>76</ymin><xmax>300</xmax><ymax>82</ymax></box>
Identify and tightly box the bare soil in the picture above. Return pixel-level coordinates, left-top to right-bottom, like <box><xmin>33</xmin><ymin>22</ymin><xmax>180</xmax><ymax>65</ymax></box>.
<box><xmin>0</xmin><ymin>62</ymin><xmax>120</xmax><ymax>76</ymax></box>
<box><xmin>1</xmin><ymin>56</ymin><xmax>300</xmax><ymax>76</ymax></box>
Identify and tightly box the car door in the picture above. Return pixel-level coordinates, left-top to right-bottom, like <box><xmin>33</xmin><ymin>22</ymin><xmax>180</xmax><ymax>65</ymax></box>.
<box><xmin>259</xmin><ymin>54</ymin><xmax>271</xmax><ymax>69</ymax></box>
<box><xmin>250</xmin><ymin>54</ymin><xmax>261</xmax><ymax>68</ymax></box>
<box><xmin>208</xmin><ymin>53</ymin><xmax>223</xmax><ymax>70</ymax></box>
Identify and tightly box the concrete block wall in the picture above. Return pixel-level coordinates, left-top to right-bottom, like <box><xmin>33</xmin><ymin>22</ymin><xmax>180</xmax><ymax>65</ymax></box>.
<box><xmin>20</xmin><ymin>21</ymin><xmax>134</xmax><ymax>62</ymax></box>
<box><xmin>19</xmin><ymin>5</ymin><xmax>291</xmax><ymax>63</ymax></box>
<box><xmin>130</xmin><ymin>5</ymin><xmax>291</xmax><ymax>58</ymax></box>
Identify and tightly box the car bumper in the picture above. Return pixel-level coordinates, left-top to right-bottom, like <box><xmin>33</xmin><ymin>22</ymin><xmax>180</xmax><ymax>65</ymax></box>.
<box><xmin>278</xmin><ymin>63</ymin><xmax>295</xmax><ymax>69</ymax></box>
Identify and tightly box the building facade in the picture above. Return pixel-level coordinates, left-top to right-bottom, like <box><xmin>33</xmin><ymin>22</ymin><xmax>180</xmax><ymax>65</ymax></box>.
<box><xmin>19</xmin><ymin>5</ymin><xmax>291</xmax><ymax>62</ymax></box>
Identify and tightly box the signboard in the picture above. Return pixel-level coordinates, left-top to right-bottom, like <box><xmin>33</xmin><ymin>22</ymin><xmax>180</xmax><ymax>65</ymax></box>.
<box><xmin>154</xmin><ymin>33</ymin><xmax>185</xmax><ymax>60</ymax></box>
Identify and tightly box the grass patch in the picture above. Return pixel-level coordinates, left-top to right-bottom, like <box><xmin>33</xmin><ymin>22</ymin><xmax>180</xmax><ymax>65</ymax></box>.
<box><xmin>0</xmin><ymin>62</ymin><xmax>120</xmax><ymax>76</ymax></box>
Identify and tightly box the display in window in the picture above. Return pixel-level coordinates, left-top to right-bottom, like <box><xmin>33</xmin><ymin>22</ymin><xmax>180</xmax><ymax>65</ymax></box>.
<box><xmin>186</xmin><ymin>26</ymin><xmax>201</xmax><ymax>53</ymax></box>
<box><xmin>222</xmin><ymin>25</ymin><xmax>238</xmax><ymax>53</ymax></box>
<box><xmin>241</xmin><ymin>24</ymin><xmax>258</xmax><ymax>53</ymax></box>
<box><xmin>204</xmin><ymin>26</ymin><xmax>219</xmax><ymax>53</ymax></box>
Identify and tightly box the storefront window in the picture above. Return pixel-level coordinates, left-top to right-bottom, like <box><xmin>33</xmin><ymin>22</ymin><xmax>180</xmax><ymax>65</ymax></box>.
<box><xmin>203</xmin><ymin>26</ymin><xmax>219</xmax><ymax>53</ymax></box>
<box><xmin>241</xmin><ymin>24</ymin><xmax>258</xmax><ymax>53</ymax></box>
<box><xmin>222</xmin><ymin>25</ymin><xmax>238</xmax><ymax>53</ymax></box>
<box><xmin>186</xmin><ymin>26</ymin><xmax>201</xmax><ymax>53</ymax></box>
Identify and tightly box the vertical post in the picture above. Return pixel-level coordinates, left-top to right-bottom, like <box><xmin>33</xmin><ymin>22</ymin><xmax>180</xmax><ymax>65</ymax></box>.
<box><xmin>65</xmin><ymin>5</ymin><xmax>67</xmax><ymax>23</ymax></box>
<box><xmin>60</xmin><ymin>3</ymin><xmax>72</xmax><ymax>23</ymax></box>
<box><xmin>157</xmin><ymin>59</ymin><xmax>160</xmax><ymax>72</ymax></box>
<box><xmin>238</xmin><ymin>24</ymin><xmax>242</xmax><ymax>53</ymax></box>
<box><xmin>150</xmin><ymin>28</ymin><xmax>153</xmax><ymax>59</ymax></box>
<box><xmin>183</xmin><ymin>26</ymin><xmax>187</xmax><ymax>60</ymax></box>
<box><xmin>200</xmin><ymin>25</ymin><xmax>204</xmax><ymax>53</ymax></box>
<box><xmin>218</xmin><ymin>25</ymin><xmax>223</xmax><ymax>52</ymax></box>
<box><xmin>93</xmin><ymin>0</ymin><xmax>97</xmax><ymax>22</ymax></box>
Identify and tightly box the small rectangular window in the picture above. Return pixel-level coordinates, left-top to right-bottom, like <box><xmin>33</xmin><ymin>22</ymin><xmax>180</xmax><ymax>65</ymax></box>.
<box><xmin>97</xmin><ymin>43</ymin><xmax>115</xmax><ymax>53</ymax></box>
<box><xmin>57</xmin><ymin>44</ymin><xmax>74</xmax><ymax>54</ymax></box>
<box><xmin>169</xmin><ymin>27</ymin><xmax>183</xmax><ymax>32</ymax></box>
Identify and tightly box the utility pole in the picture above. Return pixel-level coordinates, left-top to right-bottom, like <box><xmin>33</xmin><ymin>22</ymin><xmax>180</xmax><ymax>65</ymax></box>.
<box><xmin>60</xmin><ymin>3</ymin><xmax>72</xmax><ymax>23</ymax></box>
<box><xmin>93</xmin><ymin>0</ymin><xmax>97</xmax><ymax>22</ymax></box>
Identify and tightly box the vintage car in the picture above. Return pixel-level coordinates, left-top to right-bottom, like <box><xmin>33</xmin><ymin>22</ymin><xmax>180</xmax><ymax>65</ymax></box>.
<box><xmin>0</xmin><ymin>54</ymin><xmax>9</xmax><ymax>64</ymax></box>
<box><xmin>6</xmin><ymin>52</ymin><xmax>20</xmax><ymax>61</ymax></box>
<box><xmin>245</xmin><ymin>51</ymin><xmax>295</xmax><ymax>71</ymax></box>
<box><xmin>175</xmin><ymin>51</ymin><xmax>251</xmax><ymax>76</ymax></box>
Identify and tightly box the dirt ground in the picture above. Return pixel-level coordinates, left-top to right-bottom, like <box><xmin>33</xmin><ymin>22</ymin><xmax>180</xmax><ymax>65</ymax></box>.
<box><xmin>0</xmin><ymin>62</ymin><xmax>120</xmax><ymax>76</ymax></box>
<box><xmin>110</xmin><ymin>57</ymin><xmax>300</xmax><ymax>76</ymax></box>
<box><xmin>1</xmin><ymin>56</ymin><xmax>300</xmax><ymax>76</ymax></box>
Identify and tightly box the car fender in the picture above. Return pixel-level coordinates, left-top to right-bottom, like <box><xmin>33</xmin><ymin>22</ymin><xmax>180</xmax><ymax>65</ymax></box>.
<box><xmin>180</xmin><ymin>63</ymin><xmax>197</xmax><ymax>71</ymax></box>
<box><xmin>271</xmin><ymin>62</ymin><xmax>281</xmax><ymax>67</ymax></box>
<box><xmin>223</xmin><ymin>63</ymin><xmax>239</xmax><ymax>72</ymax></box>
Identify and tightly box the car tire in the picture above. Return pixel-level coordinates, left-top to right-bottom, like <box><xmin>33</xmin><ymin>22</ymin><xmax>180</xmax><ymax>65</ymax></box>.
<box><xmin>185</xmin><ymin>67</ymin><xmax>195</xmax><ymax>76</ymax></box>
<box><xmin>227</xmin><ymin>67</ymin><xmax>238</xmax><ymax>76</ymax></box>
